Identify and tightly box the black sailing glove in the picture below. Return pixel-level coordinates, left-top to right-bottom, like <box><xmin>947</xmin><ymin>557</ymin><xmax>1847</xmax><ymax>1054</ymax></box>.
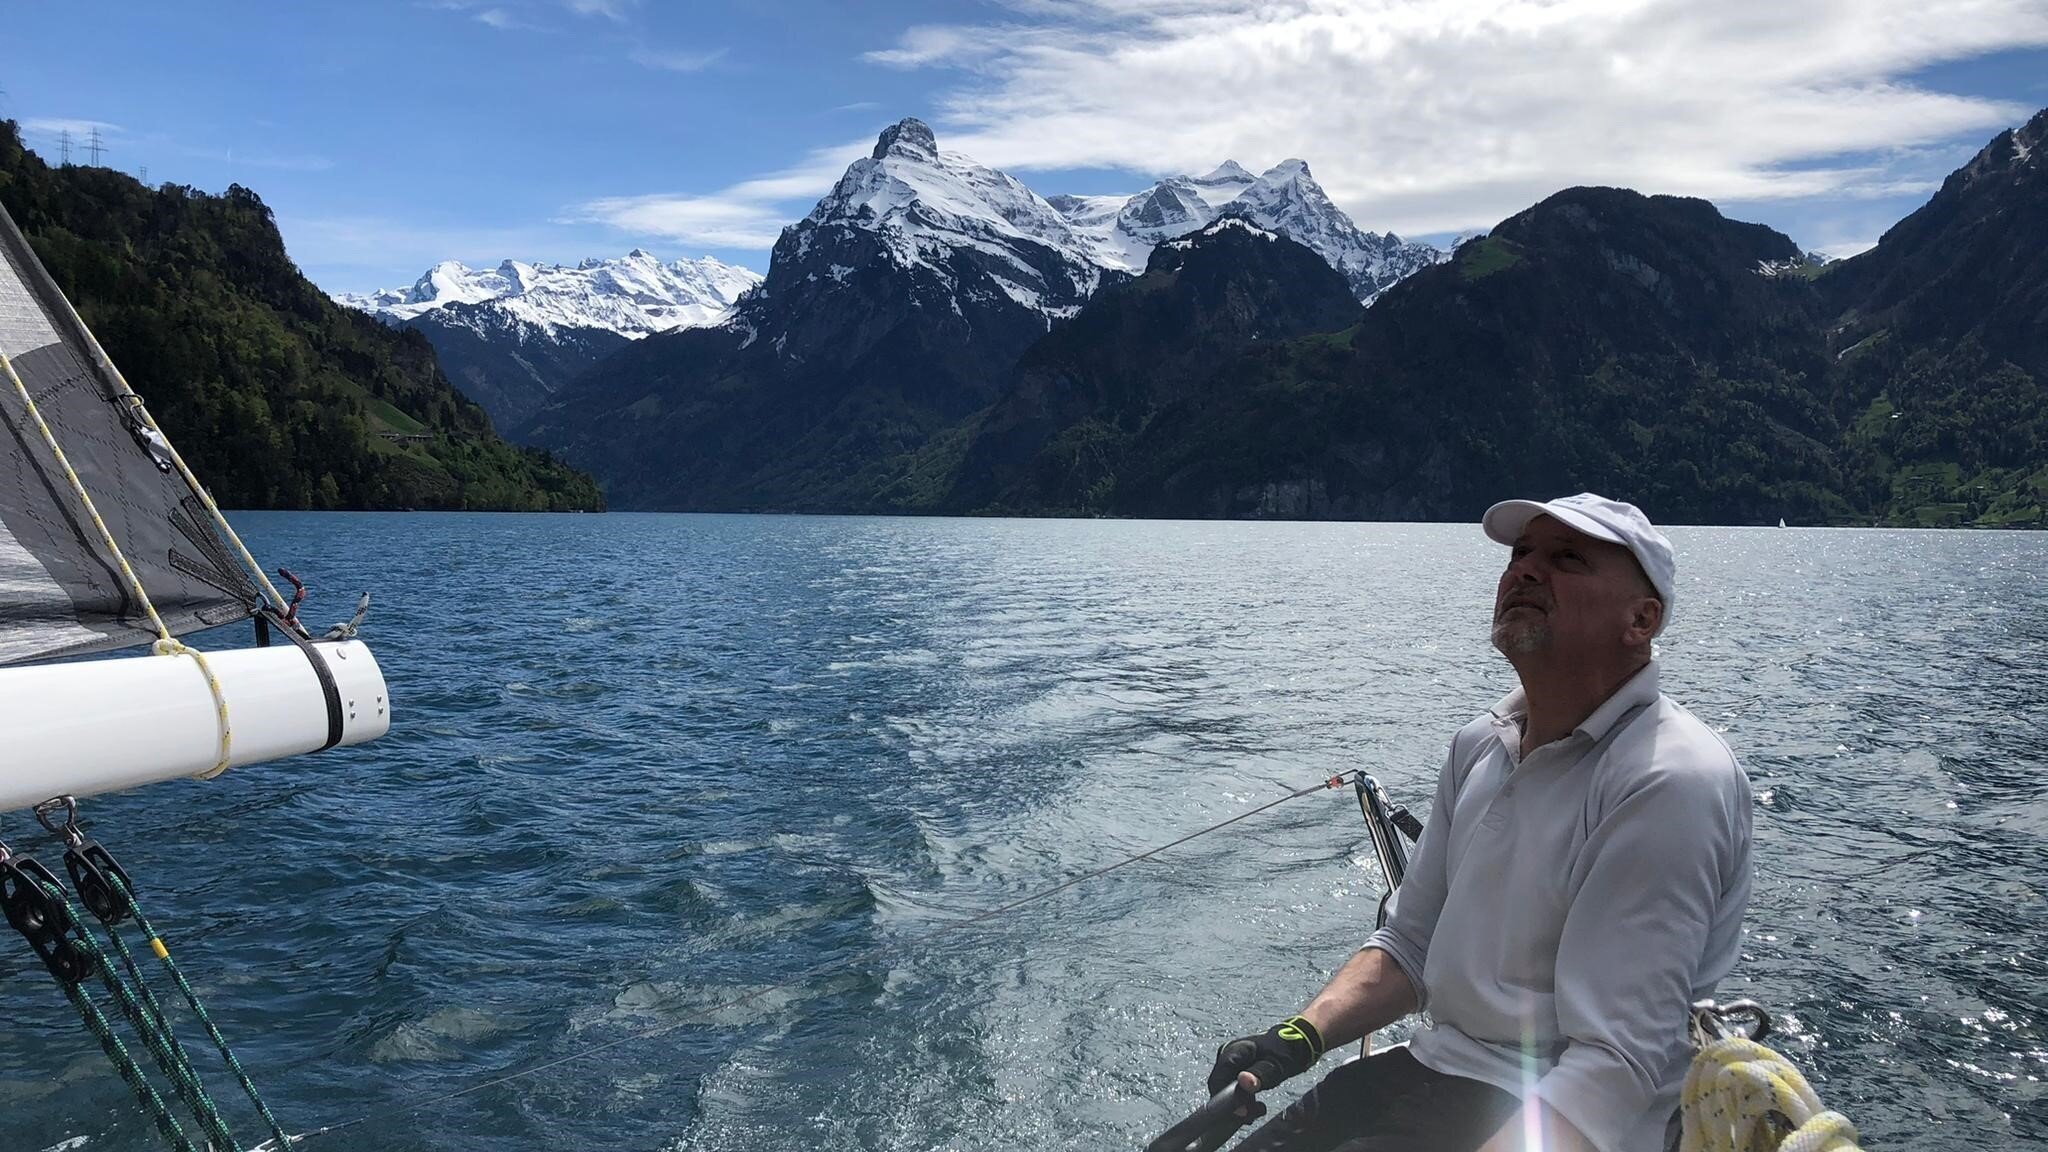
<box><xmin>1207</xmin><ymin>1015</ymin><xmax>1327</xmax><ymax>1096</ymax></box>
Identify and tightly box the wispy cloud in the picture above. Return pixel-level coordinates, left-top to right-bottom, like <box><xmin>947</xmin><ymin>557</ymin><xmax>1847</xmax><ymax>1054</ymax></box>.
<box><xmin>629</xmin><ymin>46</ymin><xmax>727</xmax><ymax>73</ymax></box>
<box><xmin>859</xmin><ymin>0</ymin><xmax>2048</xmax><ymax>237</ymax></box>
<box><xmin>832</xmin><ymin>101</ymin><xmax>883</xmax><ymax>113</ymax></box>
<box><xmin>565</xmin><ymin>0</ymin><xmax>634</xmax><ymax>20</ymax></box>
<box><xmin>863</xmin><ymin>24</ymin><xmax>1014</xmax><ymax>69</ymax></box>
<box><xmin>569</xmin><ymin>140</ymin><xmax>871</xmax><ymax>248</ymax></box>
<box><xmin>421</xmin><ymin>0</ymin><xmax>547</xmax><ymax>32</ymax></box>
<box><xmin>23</xmin><ymin>118</ymin><xmax>122</xmax><ymax>139</ymax></box>
<box><xmin>475</xmin><ymin>7</ymin><xmax>532</xmax><ymax>31</ymax></box>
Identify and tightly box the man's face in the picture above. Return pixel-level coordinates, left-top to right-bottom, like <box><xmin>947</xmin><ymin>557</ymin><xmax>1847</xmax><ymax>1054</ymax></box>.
<box><xmin>1491</xmin><ymin>515</ymin><xmax>1661</xmax><ymax>659</ymax></box>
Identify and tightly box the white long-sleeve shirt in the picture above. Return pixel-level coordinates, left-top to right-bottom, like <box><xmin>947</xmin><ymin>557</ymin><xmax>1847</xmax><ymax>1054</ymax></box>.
<box><xmin>1361</xmin><ymin>661</ymin><xmax>1752</xmax><ymax>1152</ymax></box>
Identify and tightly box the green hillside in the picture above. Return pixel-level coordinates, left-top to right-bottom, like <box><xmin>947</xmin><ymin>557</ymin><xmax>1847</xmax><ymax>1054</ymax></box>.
<box><xmin>0</xmin><ymin>121</ymin><xmax>602</xmax><ymax>511</ymax></box>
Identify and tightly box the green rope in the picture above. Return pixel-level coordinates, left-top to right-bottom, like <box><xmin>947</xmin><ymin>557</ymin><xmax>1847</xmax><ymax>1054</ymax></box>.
<box><xmin>28</xmin><ymin>871</ymin><xmax>241</xmax><ymax>1152</ymax></box>
<box><xmin>107</xmin><ymin>871</ymin><xmax>296</xmax><ymax>1150</ymax></box>
<box><xmin>58</xmin><ymin>981</ymin><xmax>202</xmax><ymax>1152</ymax></box>
<box><xmin>101</xmin><ymin>916</ymin><xmax>244</xmax><ymax>1151</ymax></box>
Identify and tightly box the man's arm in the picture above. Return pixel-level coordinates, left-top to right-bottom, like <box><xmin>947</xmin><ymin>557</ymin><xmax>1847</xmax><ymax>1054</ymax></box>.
<box><xmin>1226</xmin><ymin>935</ymin><xmax>1421</xmax><ymax>1098</ymax></box>
<box><xmin>1294</xmin><ymin>946</ymin><xmax>1418</xmax><ymax>1051</ymax></box>
<box><xmin>1226</xmin><ymin>732</ymin><xmax>1473</xmax><ymax>1094</ymax></box>
<box><xmin>1518</xmin><ymin>754</ymin><xmax>1750</xmax><ymax>1152</ymax></box>
<box><xmin>1348</xmin><ymin>727</ymin><xmax>1470</xmax><ymax>1020</ymax></box>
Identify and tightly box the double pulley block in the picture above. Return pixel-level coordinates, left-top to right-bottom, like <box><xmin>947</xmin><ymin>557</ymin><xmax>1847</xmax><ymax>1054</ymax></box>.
<box><xmin>2</xmin><ymin>795</ymin><xmax>138</xmax><ymax>986</ymax></box>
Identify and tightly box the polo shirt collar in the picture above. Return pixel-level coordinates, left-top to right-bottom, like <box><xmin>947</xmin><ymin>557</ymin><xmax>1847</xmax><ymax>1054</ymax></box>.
<box><xmin>1489</xmin><ymin>660</ymin><xmax>1661</xmax><ymax>742</ymax></box>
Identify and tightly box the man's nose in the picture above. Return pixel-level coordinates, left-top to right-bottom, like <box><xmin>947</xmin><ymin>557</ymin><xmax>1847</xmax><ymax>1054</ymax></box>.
<box><xmin>1504</xmin><ymin>553</ymin><xmax>1545</xmax><ymax>582</ymax></box>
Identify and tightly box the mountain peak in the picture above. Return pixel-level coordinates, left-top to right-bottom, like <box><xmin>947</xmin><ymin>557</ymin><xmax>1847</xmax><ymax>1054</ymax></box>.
<box><xmin>1198</xmin><ymin>160</ymin><xmax>1255</xmax><ymax>183</ymax></box>
<box><xmin>338</xmin><ymin>252</ymin><xmax>762</xmax><ymax>339</ymax></box>
<box><xmin>873</xmin><ymin>117</ymin><xmax>939</xmax><ymax>162</ymax></box>
<box><xmin>1262</xmin><ymin>158</ymin><xmax>1313</xmax><ymax>182</ymax></box>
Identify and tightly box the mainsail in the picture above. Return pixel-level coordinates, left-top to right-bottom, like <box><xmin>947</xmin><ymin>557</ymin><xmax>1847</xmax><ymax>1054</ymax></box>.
<box><xmin>0</xmin><ymin>199</ymin><xmax>260</xmax><ymax>664</ymax></box>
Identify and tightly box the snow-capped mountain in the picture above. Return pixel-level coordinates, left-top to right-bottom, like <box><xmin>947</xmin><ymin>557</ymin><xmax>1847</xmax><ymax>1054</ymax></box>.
<box><xmin>779</xmin><ymin>118</ymin><xmax>1106</xmax><ymax>319</ymax></box>
<box><xmin>1050</xmin><ymin>159</ymin><xmax>1445</xmax><ymax>304</ymax></box>
<box><xmin>519</xmin><ymin>118</ymin><xmax>1130</xmax><ymax>506</ymax></box>
<box><xmin>337</xmin><ymin>250</ymin><xmax>760</xmax><ymax>339</ymax></box>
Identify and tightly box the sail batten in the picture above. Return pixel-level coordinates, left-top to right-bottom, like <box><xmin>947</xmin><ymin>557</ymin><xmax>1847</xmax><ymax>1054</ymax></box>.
<box><xmin>0</xmin><ymin>201</ymin><xmax>259</xmax><ymax>664</ymax></box>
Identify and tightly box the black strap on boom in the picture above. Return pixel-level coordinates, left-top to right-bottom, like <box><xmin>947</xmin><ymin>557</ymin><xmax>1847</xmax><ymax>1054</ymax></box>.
<box><xmin>263</xmin><ymin>606</ymin><xmax>345</xmax><ymax>752</ymax></box>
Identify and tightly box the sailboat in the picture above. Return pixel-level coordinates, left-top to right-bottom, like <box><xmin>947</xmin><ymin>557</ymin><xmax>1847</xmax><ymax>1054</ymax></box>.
<box><xmin>0</xmin><ymin>196</ymin><xmax>388</xmax><ymax>814</ymax></box>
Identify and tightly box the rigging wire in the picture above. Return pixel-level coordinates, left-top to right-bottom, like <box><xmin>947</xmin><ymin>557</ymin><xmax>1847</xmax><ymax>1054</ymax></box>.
<box><xmin>292</xmin><ymin>769</ymin><xmax>1366</xmax><ymax>1145</ymax></box>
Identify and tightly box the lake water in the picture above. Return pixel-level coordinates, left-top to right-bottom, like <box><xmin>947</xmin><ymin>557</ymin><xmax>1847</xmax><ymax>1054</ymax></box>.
<box><xmin>4</xmin><ymin>513</ymin><xmax>2043</xmax><ymax>1152</ymax></box>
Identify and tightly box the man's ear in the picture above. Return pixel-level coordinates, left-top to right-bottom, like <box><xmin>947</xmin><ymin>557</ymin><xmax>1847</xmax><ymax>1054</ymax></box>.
<box><xmin>1625</xmin><ymin>597</ymin><xmax>1664</xmax><ymax>645</ymax></box>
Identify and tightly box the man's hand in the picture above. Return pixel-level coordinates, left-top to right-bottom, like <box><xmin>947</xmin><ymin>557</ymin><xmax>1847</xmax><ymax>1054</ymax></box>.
<box><xmin>1208</xmin><ymin>1015</ymin><xmax>1327</xmax><ymax>1102</ymax></box>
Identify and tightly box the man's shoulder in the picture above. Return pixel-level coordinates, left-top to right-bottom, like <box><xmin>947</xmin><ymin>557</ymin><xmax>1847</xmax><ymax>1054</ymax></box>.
<box><xmin>1447</xmin><ymin>710</ymin><xmax>1505</xmax><ymax>765</ymax></box>
<box><xmin>1615</xmin><ymin>695</ymin><xmax>1748</xmax><ymax>796</ymax></box>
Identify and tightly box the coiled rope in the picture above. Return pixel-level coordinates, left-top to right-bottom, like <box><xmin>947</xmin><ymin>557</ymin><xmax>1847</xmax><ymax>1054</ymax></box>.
<box><xmin>1680</xmin><ymin>1036</ymin><xmax>1863</xmax><ymax>1152</ymax></box>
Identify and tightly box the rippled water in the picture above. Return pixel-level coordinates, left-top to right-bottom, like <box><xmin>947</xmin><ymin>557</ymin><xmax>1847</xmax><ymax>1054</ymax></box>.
<box><xmin>3</xmin><ymin>514</ymin><xmax>2043</xmax><ymax>1152</ymax></box>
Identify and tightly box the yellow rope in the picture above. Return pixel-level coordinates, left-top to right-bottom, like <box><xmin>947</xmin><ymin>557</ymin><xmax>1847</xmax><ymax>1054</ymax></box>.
<box><xmin>1680</xmin><ymin>1037</ymin><xmax>1863</xmax><ymax>1152</ymax></box>
<box><xmin>2</xmin><ymin>349</ymin><xmax>233</xmax><ymax>778</ymax></box>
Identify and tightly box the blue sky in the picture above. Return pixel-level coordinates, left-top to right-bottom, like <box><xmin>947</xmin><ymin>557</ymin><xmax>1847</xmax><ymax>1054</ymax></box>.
<box><xmin>7</xmin><ymin>1</ymin><xmax>2048</xmax><ymax>296</ymax></box>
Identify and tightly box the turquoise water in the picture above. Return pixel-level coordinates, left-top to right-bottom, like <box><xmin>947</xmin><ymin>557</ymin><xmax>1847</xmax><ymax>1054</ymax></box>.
<box><xmin>3</xmin><ymin>513</ymin><xmax>2043</xmax><ymax>1151</ymax></box>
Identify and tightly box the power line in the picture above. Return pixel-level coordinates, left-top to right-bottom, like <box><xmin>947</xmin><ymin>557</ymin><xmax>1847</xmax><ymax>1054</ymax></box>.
<box><xmin>59</xmin><ymin>129</ymin><xmax>72</xmax><ymax>166</ymax></box>
<box><xmin>86</xmin><ymin>127</ymin><xmax>104</xmax><ymax>167</ymax></box>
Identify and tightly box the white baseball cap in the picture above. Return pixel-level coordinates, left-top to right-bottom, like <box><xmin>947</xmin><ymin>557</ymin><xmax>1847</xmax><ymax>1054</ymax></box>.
<box><xmin>1481</xmin><ymin>493</ymin><xmax>1676</xmax><ymax>632</ymax></box>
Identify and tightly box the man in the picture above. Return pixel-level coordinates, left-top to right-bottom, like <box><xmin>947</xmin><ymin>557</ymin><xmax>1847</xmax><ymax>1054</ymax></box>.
<box><xmin>1209</xmin><ymin>493</ymin><xmax>1753</xmax><ymax>1152</ymax></box>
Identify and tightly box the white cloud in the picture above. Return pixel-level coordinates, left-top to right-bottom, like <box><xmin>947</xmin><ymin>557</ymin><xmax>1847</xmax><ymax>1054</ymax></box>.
<box><xmin>475</xmin><ymin>8</ymin><xmax>526</xmax><ymax>30</ymax></box>
<box><xmin>23</xmin><ymin>118</ymin><xmax>122</xmax><ymax>139</ymax></box>
<box><xmin>569</xmin><ymin>140</ymin><xmax>872</xmax><ymax>248</ymax></box>
<box><xmin>629</xmin><ymin>46</ymin><xmax>727</xmax><ymax>72</ymax></box>
<box><xmin>860</xmin><ymin>0</ymin><xmax>2048</xmax><ymax>236</ymax></box>
<box><xmin>863</xmin><ymin>25</ymin><xmax>1015</xmax><ymax>69</ymax></box>
<box><xmin>1813</xmin><ymin>238</ymin><xmax>1880</xmax><ymax>260</ymax></box>
<box><xmin>566</xmin><ymin>0</ymin><xmax>634</xmax><ymax>19</ymax></box>
<box><xmin>420</xmin><ymin>0</ymin><xmax>547</xmax><ymax>32</ymax></box>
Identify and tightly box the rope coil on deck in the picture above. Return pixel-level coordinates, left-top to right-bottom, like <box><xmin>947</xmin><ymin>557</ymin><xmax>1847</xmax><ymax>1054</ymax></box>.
<box><xmin>1680</xmin><ymin>1032</ymin><xmax>1864</xmax><ymax>1152</ymax></box>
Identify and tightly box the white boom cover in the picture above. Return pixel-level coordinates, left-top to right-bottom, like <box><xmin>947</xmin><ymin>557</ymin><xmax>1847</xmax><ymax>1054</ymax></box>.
<box><xmin>0</xmin><ymin>641</ymin><xmax>390</xmax><ymax>812</ymax></box>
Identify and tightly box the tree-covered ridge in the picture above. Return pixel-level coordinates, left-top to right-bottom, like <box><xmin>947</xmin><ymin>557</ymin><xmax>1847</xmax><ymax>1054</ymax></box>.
<box><xmin>0</xmin><ymin>121</ymin><xmax>601</xmax><ymax>512</ymax></box>
<box><xmin>521</xmin><ymin>108</ymin><xmax>2045</xmax><ymax>526</ymax></box>
<box><xmin>921</xmin><ymin>131</ymin><xmax>2048</xmax><ymax>527</ymax></box>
